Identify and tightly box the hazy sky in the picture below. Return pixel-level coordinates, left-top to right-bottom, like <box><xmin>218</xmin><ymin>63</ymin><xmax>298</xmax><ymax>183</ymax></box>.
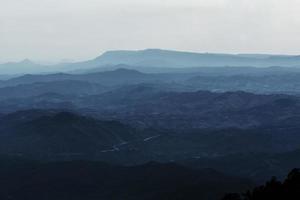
<box><xmin>0</xmin><ymin>0</ymin><xmax>300</xmax><ymax>63</ymax></box>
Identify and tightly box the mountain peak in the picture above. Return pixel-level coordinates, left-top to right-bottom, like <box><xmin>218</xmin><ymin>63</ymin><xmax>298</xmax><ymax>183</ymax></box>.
<box><xmin>20</xmin><ymin>59</ymin><xmax>35</xmax><ymax>65</ymax></box>
<box><xmin>112</xmin><ymin>68</ymin><xmax>142</xmax><ymax>74</ymax></box>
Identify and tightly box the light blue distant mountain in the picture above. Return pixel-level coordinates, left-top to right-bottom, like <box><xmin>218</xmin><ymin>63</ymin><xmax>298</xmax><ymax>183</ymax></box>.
<box><xmin>1</xmin><ymin>49</ymin><xmax>300</xmax><ymax>74</ymax></box>
<box><xmin>0</xmin><ymin>59</ymin><xmax>49</xmax><ymax>74</ymax></box>
<box><xmin>89</xmin><ymin>49</ymin><xmax>300</xmax><ymax>68</ymax></box>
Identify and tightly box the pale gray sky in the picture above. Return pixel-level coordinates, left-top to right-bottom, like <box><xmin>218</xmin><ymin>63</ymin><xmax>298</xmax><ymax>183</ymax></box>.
<box><xmin>0</xmin><ymin>0</ymin><xmax>300</xmax><ymax>62</ymax></box>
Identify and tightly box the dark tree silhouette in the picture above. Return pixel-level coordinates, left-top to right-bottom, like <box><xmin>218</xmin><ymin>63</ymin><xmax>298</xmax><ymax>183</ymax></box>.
<box><xmin>222</xmin><ymin>169</ymin><xmax>300</xmax><ymax>200</ymax></box>
<box><xmin>222</xmin><ymin>193</ymin><xmax>242</xmax><ymax>200</ymax></box>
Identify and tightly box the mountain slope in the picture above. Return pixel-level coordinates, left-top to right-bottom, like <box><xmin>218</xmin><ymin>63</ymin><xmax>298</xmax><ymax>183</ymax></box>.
<box><xmin>0</xmin><ymin>111</ymin><xmax>137</xmax><ymax>159</ymax></box>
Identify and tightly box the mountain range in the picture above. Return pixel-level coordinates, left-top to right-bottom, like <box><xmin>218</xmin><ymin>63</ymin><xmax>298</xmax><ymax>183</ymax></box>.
<box><xmin>2</xmin><ymin>49</ymin><xmax>300</xmax><ymax>74</ymax></box>
<box><xmin>1</xmin><ymin>49</ymin><xmax>300</xmax><ymax>199</ymax></box>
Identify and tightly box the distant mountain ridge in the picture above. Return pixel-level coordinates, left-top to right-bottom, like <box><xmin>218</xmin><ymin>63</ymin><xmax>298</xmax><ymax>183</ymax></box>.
<box><xmin>2</xmin><ymin>49</ymin><xmax>300</xmax><ymax>74</ymax></box>
<box><xmin>95</xmin><ymin>49</ymin><xmax>300</xmax><ymax>67</ymax></box>
<box><xmin>0</xmin><ymin>68</ymin><xmax>151</xmax><ymax>88</ymax></box>
<box><xmin>0</xmin><ymin>59</ymin><xmax>47</xmax><ymax>74</ymax></box>
<box><xmin>70</xmin><ymin>49</ymin><xmax>300</xmax><ymax>69</ymax></box>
